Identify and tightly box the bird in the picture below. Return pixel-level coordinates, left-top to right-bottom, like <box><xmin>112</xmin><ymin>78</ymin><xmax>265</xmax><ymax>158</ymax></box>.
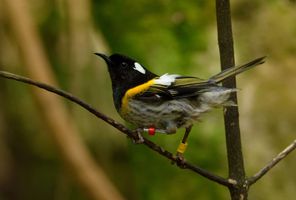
<box><xmin>96</xmin><ymin>53</ymin><xmax>265</xmax><ymax>157</ymax></box>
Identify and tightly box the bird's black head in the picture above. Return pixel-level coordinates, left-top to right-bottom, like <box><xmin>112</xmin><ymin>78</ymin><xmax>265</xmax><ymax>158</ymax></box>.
<box><xmin>95</xmin><ymin>53</ymin><xmax>157</xmax><ymax>110</ymax></box>
<box><xmin>95</xmin><ymin>53</ymin><xmax>157</xmax><ymax>89</ymax></box>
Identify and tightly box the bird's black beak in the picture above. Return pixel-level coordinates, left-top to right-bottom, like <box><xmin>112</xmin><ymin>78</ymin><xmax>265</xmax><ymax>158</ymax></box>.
<box><xmin>94</xmin><ymin>53</ymin><xmax>112</xmax><ymax>65</ymax></box>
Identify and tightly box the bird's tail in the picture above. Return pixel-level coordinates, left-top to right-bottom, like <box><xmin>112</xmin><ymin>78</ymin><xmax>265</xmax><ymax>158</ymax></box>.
<box><xmin>209</xmin><ymin>56</ymin><xmax>266</xmax><ymax>83</ymax></box>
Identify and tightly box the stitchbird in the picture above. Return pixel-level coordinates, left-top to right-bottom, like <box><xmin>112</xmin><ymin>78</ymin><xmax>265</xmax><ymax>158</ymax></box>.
<box><xmin>96</xmin><ymin>53</ymin><xmax>265</xmax><ymax>156</ymax></box>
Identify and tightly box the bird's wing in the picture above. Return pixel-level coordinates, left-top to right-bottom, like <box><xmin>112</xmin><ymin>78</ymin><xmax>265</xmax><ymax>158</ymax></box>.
<box><xmin>134</xmin><ymin>74</ymin><xmax>216</xmax><ymax>101</ymax></box>
<box><xmin>134</xmin><ymin>57</ymin><xmax>266</xmax><ymax>102</ymax></box>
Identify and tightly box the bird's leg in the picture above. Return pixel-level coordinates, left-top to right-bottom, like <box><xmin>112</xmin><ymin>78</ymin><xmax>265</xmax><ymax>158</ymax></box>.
<box><xmin>176</xmin><ymin>125</ymin><xmax>192</xmax><ymax>161</ymax></box>
<box><xmin>143</xmin><ymin>127</ymin><xmax>172</xmax><ymax>135</ymax></box>
<box><xmin>131</xmin><ymin>127</ymin><xmax>168</xmax><ymax>144</ymax></box>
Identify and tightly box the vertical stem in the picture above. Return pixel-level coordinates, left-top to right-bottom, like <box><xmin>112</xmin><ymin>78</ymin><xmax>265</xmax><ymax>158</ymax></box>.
<box><xmin>215</xmin><ymin>0</ymin><xmax>248</xmax><ymax>199</ymax></box>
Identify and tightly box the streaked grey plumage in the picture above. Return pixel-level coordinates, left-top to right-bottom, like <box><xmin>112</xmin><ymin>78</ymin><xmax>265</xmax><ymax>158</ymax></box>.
<box><xmin>122</xmin><ymin>87</ymin><xmax>236</xmax><ymax>133</ymax></box>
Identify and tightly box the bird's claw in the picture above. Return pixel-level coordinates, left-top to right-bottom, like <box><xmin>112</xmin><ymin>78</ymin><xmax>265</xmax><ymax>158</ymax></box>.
<box><xmin>129</xmin><ymin>129</ymin><xmax>145</xmax><ymax>144</ymax></box>
<box><xmin>171</xmin><ymin>152</ymin><xmax>186</xmax><ymax>167</ymax></box>
<box><xmin>176</xmin><ymin>152</ymin><xmax>185</xmax><ymax>162</ymax></box>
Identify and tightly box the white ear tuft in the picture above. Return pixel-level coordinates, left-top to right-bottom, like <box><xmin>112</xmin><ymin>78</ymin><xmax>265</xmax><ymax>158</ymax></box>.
<box><xmin>133</xmin><ymin>62</ymin><xmax>146</xmax><ymax>74</ymax></box>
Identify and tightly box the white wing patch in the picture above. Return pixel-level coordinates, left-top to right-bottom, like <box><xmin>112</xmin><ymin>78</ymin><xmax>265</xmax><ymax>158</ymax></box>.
<box><xmin>133</xmin><ymin>62</ymin><xmax>146</xmax><ymax>74</ymax></box>
<box><xmin>154</xmin><ymin>74</ymin><xmax>180</xmax><ymax>86</ymax></box>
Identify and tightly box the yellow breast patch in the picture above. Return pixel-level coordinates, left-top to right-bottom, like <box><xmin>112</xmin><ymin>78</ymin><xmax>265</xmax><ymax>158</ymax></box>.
<box><xmin>121</xmin><ymin>79</ymin><xmax>155</xmax><ymax>113</ymax></box>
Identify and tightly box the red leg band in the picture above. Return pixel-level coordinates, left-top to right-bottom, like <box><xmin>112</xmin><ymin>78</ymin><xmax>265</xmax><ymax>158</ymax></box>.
<box><xmin>148</xmin><ymin>127</ymin><xmax>155</xmax><ymax>136</ymax></box>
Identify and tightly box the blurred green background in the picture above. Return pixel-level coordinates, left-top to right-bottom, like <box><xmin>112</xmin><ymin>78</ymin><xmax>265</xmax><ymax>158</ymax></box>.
<box><xmin>0</xmin><ymin>0</ymin><xmax>296</xmax><ymax>199</ymax></box>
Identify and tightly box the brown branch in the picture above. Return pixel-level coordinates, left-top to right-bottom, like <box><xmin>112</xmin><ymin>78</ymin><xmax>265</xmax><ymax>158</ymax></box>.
<box><xmin>0</xmin><ymin>70</ymin><xmax>233</xmax><ymax>187</ymax></box>
<box><xmin>215</xmin><ymin>0</ymin><xmax>247</xmax><ymax>199</ymax></box>
<box><xmin>247</xmin><ymin>140</ymin><xmax>296</xmax><ymax>186</ymax></box>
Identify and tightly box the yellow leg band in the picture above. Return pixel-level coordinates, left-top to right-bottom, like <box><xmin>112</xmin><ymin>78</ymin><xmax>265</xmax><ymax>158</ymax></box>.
<box><xmin>177</xmin><ymin>142</ymin><xmax>188</xmax><ymax>154</ymax></box>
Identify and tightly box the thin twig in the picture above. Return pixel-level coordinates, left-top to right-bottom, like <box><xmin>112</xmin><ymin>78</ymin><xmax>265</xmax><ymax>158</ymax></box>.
<box><xmin>0</xmin><ymin>70</ymin><xmax>233</xmax><ymax>187</ymax></box>
<box><xmin>247</xmin><ymin>140</ymin><xmax>296</xmax><ymax>186</ymax></box>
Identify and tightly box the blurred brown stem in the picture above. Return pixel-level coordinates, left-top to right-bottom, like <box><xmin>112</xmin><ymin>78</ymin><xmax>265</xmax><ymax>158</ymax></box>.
<box><xmin>4</xmin><ymin>0</ymin><xmax>124</xmax><ymax>199</ymax></box>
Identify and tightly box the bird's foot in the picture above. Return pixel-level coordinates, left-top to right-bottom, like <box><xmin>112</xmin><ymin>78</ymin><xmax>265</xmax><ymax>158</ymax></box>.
<box><xmin>129</xmin><ymin>128</ymin><xmax>145</xmax><ymax>144</ymax></box>
<box><xmin>175</xmin><ymin>152</ymin><xmax>186</xmax><ymax>167</ymax></box>
<box><xmin>171</xmin><ymin>152</ymin><xmax>186</xmax><ymax>167</ymax></box>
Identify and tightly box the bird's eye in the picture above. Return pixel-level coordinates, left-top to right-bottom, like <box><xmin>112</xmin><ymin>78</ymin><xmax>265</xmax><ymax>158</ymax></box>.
<box><xmin>121</xmin><ymin>62</ymin><xmax>127</xmax><ymax>67</ymax></box>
